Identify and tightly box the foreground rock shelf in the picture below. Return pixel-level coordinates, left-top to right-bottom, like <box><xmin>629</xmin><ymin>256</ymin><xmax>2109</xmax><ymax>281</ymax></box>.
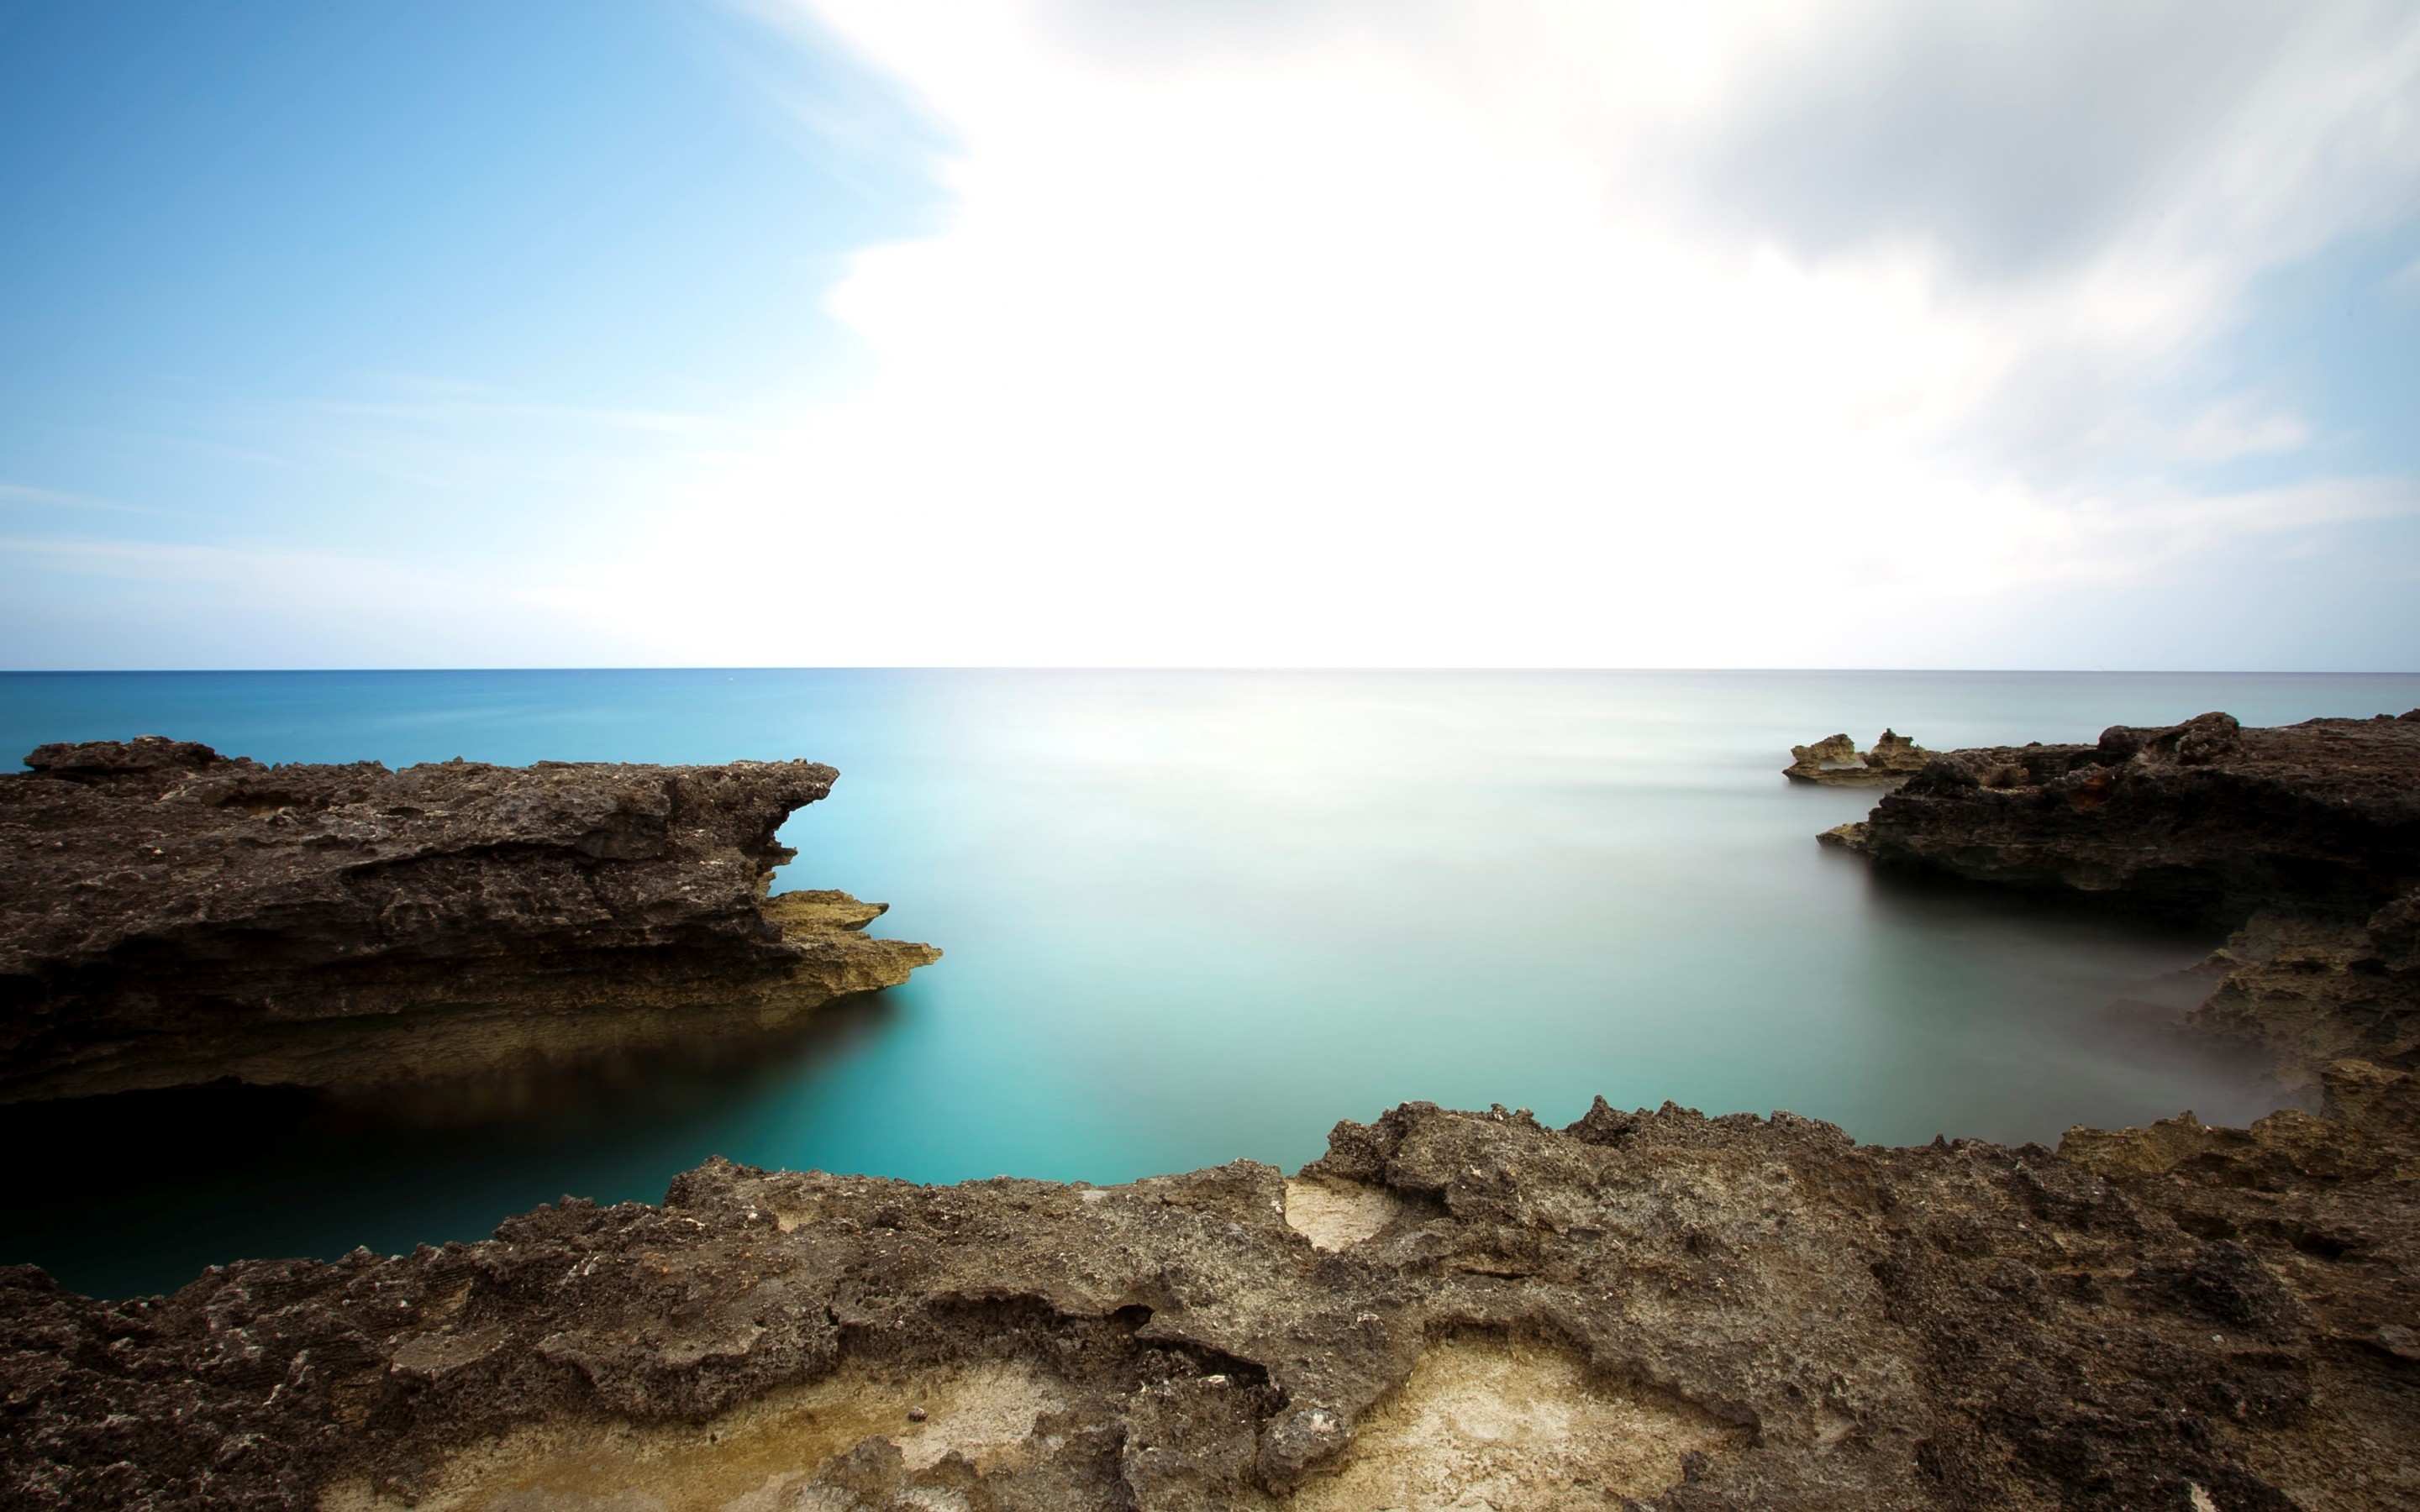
<box><xmin>0</xmin><ymin>738</ymin><xmax>939</xmax><ymax>1103</ymax></box>
<box><xmin>4</xmin><ymin>1091</ymin><xmax>2417</xmax><ymax>1510</ymax></box>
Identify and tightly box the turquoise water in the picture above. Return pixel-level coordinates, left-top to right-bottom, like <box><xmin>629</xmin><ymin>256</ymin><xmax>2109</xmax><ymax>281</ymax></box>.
<box><xmin>6</xmin><ymin>668</ymin><xmax>2417</xmax><ymax>1298</ymax></box>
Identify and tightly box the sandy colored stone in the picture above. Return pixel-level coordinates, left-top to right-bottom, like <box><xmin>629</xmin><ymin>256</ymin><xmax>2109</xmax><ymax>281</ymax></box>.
<box><xmin>1281</xmin><ymin>1177</ymin><xmax>1407</xmax><ymax>1252</ymax></box>
<box><xmin>1784</xmin><ymin>730</ymin><xmax>1933</xmax><ymax>786</ymax></box>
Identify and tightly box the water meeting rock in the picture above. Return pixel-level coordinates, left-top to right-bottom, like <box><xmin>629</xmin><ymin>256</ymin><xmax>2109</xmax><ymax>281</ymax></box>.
<box><xmin>1831</xmin><ymin>711</ymin><xmax>2420</xmax><ymax>921</ymax></box>
<box><xmin>3</xmin><ymin>1095</ymin><xmax>2415</xmax><ymax>1510</ymax></box>
<box><xmin>0</xmin><ymin>738</ymin><xmax>939</xmax><ymax>1103</ymax></box>
<box><xmin>1782</xmin><ymin>728</ymin><xmax>1933</xmax><ymax>785</ymax></box>
<box><xmin>1823</xmin><ymin>711</ymin><xmax>2420</xmax><ymax>1088</ymax></box>
<box><xmin>8</xmin><ymin>723</ymin><xmax>2417</xmax><ymax>1508</ymax></box>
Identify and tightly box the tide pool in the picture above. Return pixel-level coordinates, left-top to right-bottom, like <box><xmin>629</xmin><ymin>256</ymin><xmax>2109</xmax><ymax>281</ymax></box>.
<box><xmin>6</xmin><ymin>667</ymin><xmax>2417</xmax><ymax>1297</ymax></box>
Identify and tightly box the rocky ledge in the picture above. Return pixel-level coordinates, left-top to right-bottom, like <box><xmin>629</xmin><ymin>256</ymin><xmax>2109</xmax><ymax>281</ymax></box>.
<box><xmin>1821</xmin><ymin>711</ymin><xmax>2420</xmax><ymax>1089</ymax></box>
<box><xmin>0</xmin><ymin>738</ymin><xmax>939</xmax><ymax>1103</ymax></box>
<box><xmin>4</xmin><ymin>1086</ymin><xmax>2417</xmax><ymax>1511</ymax></box>
<box><xmin>8</xmin><ymin>717</ymin><xmax>2418</xmax><ymax>1509</ymax></box>
<box><xmin>1784</xmin><ymin>729</ymin><xmax>1933</xmax><ymax>785</ymax></box>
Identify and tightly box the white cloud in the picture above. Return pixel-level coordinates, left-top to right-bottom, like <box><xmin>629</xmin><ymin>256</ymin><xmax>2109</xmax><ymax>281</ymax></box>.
<box><xmin>2169</xmin><ymin>402</ymin><xmax>2313</xmax><ymax>465</ymax></box>
<box><xmin>530</xmin><ymin>0</ymin><xmax>2420</xmax><ymax>667</ymax></box>
<box><xmin>17</xmin><ymin>2</ymin><xmax>2379</xmax><ymax>669</ymax></box>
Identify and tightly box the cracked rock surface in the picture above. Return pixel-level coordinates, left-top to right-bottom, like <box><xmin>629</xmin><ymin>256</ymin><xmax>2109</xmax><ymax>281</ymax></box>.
<box><xmin>3</xmin><ymin>1090</ymin><xmax>2416</xmax><ymax>1511</ymax></box>
<box><xmin>0</xmin><ymin>738</ymin><xmax>938</xmax><ymax>1102</ymax></box>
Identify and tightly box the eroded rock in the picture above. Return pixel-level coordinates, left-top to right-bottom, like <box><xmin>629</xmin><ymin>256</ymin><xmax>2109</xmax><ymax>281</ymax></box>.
<box><xmin>1828</xmin><ymin>711</ymin><xmax>2420</xmax><ymax>1088</ymax></box>
<box><xmin>1833</xmin><ymin>711</ymin><xmax>2420</xmax><ymax>922</ymax></box>
<box><xmin>6</xmin><ymin>1097</ymin><xmax>2415</xmax><ymax>1510</ymax></box>
<box><xmin>0</xmin><ymin>740</ymin><xmax>939</xmax><ymax>1102</ymax></box>
<box><xmin>1783</xmin><ymin>729</ymin><xmax>1934</xmax><ymax>786</ymax></box>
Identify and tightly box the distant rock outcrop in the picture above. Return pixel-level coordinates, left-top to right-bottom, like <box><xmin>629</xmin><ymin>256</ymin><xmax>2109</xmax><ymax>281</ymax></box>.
<box><xmin>0</xmin><ymin>738</ymin><xmax>939</xmax><ymax>1102</ymax></box>
<box><xmin>1824</xmin><ymin>710</ymin><xmax>2420</xmax><ymax>1088</ymax></box>
<box><xmin>1783</xmin><ymin>728</ymin><xmax>1933</xmax><ymax>785</ymax></box>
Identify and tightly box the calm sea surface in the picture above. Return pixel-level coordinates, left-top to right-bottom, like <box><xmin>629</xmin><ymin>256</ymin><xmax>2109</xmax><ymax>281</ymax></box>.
<box><xmin>6</xmin><ymin>669</ymin><xmax>2417</xmax><ymax>1297</ymax></box>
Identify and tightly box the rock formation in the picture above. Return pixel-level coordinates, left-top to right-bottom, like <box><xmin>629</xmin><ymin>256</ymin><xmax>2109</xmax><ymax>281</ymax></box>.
<box><xmin>1821</xmin><ymin>711</ymin><xmax>2420</xmax><ymax>1089</ymax></box>
<box><xmin>0</xmin><ymin>738</ymin><xmax>939</xmax><ymax>1103</ymax></box>
<box><xmin>4</xmin><ymin>1087</ymin><xmax>2416</xmax><ymax>1510</ymax></box>
<box><xmin>7</xmin><ymin>717</ymin><xmax>2418</xmax><ymax>1508</ymax></box>
<box><xmin>1783</xmin><ymin>729</ymin><xmax>1933</xmax><ymax>785</ymax></box>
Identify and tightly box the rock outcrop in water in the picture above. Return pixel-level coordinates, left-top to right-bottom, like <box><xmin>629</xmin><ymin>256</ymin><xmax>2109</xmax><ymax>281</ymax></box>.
<box><xmin>1821</xmin><ymin>711</ymin><xmax>2420</xmax><ymax>1088</ymax></box>
<box><xmin>4</xmin><ymin>1089</ymin><xmax>2417</xmax><ymax>1510</ymax></box>
<box><xmin>0</xmin><ymin>738</ymin><xmax>939</xmax><ymax>1103</ymax></box>
<box><xmin>1784</xmin><ymin>729</ymin><xmax>1933</xmax><ymax>785</ymax></box>
<box><xmin>8</xmin><ymin>717</ymin><xmax>2418</xmax><ymax>1509</ymax></box>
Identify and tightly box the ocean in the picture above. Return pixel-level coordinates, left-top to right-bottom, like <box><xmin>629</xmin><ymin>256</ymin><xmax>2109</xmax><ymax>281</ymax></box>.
<box><xmin>6</xmin><ymin>667</ymin><xmax>2416</xmax><ymax>1297</ymax></box>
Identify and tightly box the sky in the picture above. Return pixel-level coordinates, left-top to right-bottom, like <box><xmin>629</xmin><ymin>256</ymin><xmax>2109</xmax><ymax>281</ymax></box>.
<box><xmin>1</xmin><ymin>0</ymin><xmax>2416</xmax><ymax>669</ymax></box>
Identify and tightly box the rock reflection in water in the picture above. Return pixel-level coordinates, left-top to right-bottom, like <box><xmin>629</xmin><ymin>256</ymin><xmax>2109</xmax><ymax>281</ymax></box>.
<box><xmin>0</xmin><ymin>995</ymin><xmax>900</xmax><ymax>1299</ymax></box>
<box><xmin>5</xmin><ymin>667</ymin><xmax>2412</xmax><ymax>1297</ymax></box>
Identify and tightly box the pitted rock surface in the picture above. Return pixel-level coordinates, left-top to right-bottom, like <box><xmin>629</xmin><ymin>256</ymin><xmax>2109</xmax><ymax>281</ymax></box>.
<box><xmin>1783</xmin><ymin>730</ymin><xmax>1933</xmax><ymax>786</ymax></box>
<box><xmin>3</xmin><ymin>1096</ymin><xmax>2415</xmax><ymax>1510</ymax></box>
<box><xmin>1830</xmin><ymin>711</ymin><xmax>2420</xmax><ymax>922</ymax></box>
<box><xmin>0</xmin><ymin>739</ymin><xmax>938</xmax><ymax>1101</ymax></box>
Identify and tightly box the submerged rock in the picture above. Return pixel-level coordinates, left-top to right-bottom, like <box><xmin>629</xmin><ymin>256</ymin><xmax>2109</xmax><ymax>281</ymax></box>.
<box><xmin>1828</xmin><ymin>711</ymin><xmax>2420</xmax><ymax>1085</ymax></box>
<box><xmin>1784</xmin><ymin>728</ymin><xmax>1933</xmax><ymax>785</ymax></box>
<box><xmin>3</xmin><ymin>1095</ymin><xmax>2415</xmax><ymax>1510</ymax></box>
<box><xmin>0</xmin><ymin>738</ymin><xmax>939</xmax><ymax>1103</ymax></box>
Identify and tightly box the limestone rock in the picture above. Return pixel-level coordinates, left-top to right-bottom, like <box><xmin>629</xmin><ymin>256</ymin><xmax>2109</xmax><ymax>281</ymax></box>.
<box><xmin>1827</xmin><ymin>711</ymin><xmax>2420</xmax><ymax>1089</ymax></box>
<box><xmin>0</xmin><ymin>739</ymin><xmax>939</xmax><ymax>1102</ymax></box>
<box><xmin>5</xmin><ymin>1097</ymin><xmax>2416</xmax><ymax>1510</ymax></box>
<box><xmin>1844</xmin><ymin>711</ymin><xmax>2420</xmax><ymax>921</ymax></box>
<box><xmin>2189</xmin><ymin>907</ymin><xmax>2420</xmax><ymax>1086</ymax></box>
<box><xmin>1784</xmin><ymin>728</ymin><xmax>1933</xmax><ymax>785</ymax></box>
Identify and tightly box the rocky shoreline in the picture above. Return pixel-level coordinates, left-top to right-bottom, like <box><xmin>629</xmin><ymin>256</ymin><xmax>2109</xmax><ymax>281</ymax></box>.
<box><xmin>1823</xmin><ymin>711</ymin><xmax>2420</xmax><ymax>1091</ymax></box>
<box><xmin>3</xmin><ymin>717</ymin><xmax>2417</xmax><ymax>1510</ymax></box>
<box><xmin>0</xmin><ymin>738</ymin><xmax>938</xmax><ymax>1105</ymax></box>
<box><xmin>4</xmin><ymin>1087</ymin><xmax>2414</xmax><ymax>1510</ymax></box>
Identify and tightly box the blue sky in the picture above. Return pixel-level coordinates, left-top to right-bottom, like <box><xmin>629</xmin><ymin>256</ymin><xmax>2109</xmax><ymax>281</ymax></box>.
<box><xmin>3</xmin><ymin>1</ymin><xmax>2416</xmax><ymax>669</ymax></box>
<box><xmin>0</xmin><ymin>1</ymin><xmax>940</xmax><ymax>663</ymax></box>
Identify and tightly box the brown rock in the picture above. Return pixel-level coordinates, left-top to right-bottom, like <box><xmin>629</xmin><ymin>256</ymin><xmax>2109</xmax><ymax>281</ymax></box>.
<box><xmin>1785</xmin><ymin>729</ymin><xmax>1935</xmax><ymax>785</ymax></box>
<box><xmin>1845</xmin><ymin>711</ymin><xmax>2420</xmax><ymax>921</ymax></box>
<box><xmin>0</xmin><ymin>739</ymin><xmax>939</xmax><ymax>1102</ymax></box>
<box><xmin>5</xmin><ymin>1098</ymin><xmax>2414</xmax><ymax>1510</ymax></box>
<box><xmin>1830</xmin><ymin>711</ymin><xmax>2420</xmax><ymax>1097</ymax></box>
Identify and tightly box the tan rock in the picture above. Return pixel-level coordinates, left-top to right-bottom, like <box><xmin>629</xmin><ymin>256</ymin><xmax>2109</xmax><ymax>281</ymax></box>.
<box><xmin>1784</xmin><ymin>729</ymin><xmax>1934</xmax><ymax>785</ymax></box>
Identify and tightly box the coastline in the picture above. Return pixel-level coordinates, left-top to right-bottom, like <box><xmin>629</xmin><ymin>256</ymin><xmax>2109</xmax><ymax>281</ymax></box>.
<box><xmin>7</xmin><ymin>1087</ymin><xmax>2414</xmax><ymax>1510</ymax></box>
<box><xmin>0</xmin><ymin>740</ymin><xmax>939</xmax><ymax>1105</ymax></box>
<box><xmin>3</xmin><ymin>709</ymin><xmax>2416</xmax><ymax>1508</ymax></box>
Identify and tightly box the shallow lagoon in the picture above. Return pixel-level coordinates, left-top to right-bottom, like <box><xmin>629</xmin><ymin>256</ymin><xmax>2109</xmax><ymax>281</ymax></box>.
<box><xmin>7</xmin><ymin>667</ymin><xmax>2418</xmax><ymax>1297</ymax></box>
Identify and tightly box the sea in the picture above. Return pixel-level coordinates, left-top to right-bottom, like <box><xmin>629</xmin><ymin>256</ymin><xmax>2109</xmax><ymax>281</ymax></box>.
<box><xmin>5</xmin><ymin>668</ymin><xmax>2417</xmax><ymax>1298</ymax></box>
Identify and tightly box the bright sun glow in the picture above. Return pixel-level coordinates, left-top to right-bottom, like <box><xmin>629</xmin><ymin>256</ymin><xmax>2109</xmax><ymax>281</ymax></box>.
<box><xmin>523</xmin><ymin>0</ymin><xmax>2420</xmax><ymax>665</ymax></box>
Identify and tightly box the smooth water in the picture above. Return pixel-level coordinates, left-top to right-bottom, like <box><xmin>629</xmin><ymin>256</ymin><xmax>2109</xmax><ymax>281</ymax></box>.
<box><xmin>7</xmin><ymin>669</ymin><xmax>2418</xmax><ymax>1298</ymax></box>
